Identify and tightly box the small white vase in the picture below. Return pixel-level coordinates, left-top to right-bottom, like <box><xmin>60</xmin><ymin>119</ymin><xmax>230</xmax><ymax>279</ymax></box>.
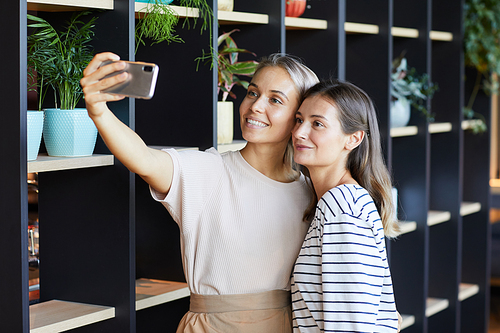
<box><xmin>218</xmin><ymin>0</ymin><xmax>234</xmax><ymax>11</ymax></box>
<box><xmin>390</xmin><ymin>97</ymin><xmax>411</xmax><ymax>128</ymax></box>
<box><xmin>217</xmin><ymin>101</ymin><xmax>233</xmax><ymax>144</ymax></box>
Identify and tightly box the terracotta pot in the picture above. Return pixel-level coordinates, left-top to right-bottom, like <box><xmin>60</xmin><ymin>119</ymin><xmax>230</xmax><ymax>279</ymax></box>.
<box><xmin>286</xmin><ymin>0</ymin><xmax>306</xmax><ymax>17</ymax></box>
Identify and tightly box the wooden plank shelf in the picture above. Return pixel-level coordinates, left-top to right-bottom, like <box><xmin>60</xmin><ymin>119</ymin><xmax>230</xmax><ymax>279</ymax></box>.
<box><xmin>217</xmin><ymin>140</ymin><xmax>247</xmax><ymax>153</ymax></box>
<box><xmin>392</xmin><ymin>27</ymin><xmax>419</xmax><ymax>38</ymax></box>
<box><xmin>286</xmin><ymin>17</ymin><xmax>327</xmax><ymax>30</ymax></box>
<box><xmin>28</xmin><ymin>154</ymin><xmax>114</xmax><ymax>173</ymax></box>
<box><xmin>136</xmin><ymin>279</ymin><xmax>190</xmax><ymax>311</ymax></box>
<box><xmin>135</xmin><ymin>3</ymin><xmax>199</xmax><ymax>19</ymax></box>
<box><xmin>458</xmin><ymin>283</ymin><xmax>479</xmax><ymax>301</ymax></box>
<box><xmin>427</xmin><ymin>210</ymin><xmax>451</xmax><ymax>226</ymax></box>
<box><xmin>429</xmin><ymin>122</ymin><xmax>453</xmax><ymax>134</ymax></box>
<box><xmin>28</xmin><ymin>0</ymin><xmax>113</xmax><ymax>11</ymax></box>
<box><xmin>460</xmin><ymin>202</ymin><xmax>481</xmax><ymax>216</ymax></box>
<box><xmin>426</xmin><ymin>297</ymin><xmax>449</xmax><ymax>317</ymax></box>
<box><xmin>399</xmin><ymin>221</ymin><xmax>417</xmax><ymax>235</ymax></box>
<box><xmin>219</xmin><ymin>11</ymin><xmax>268</xmax><ymax>25</ymax></box>
<box><xmin>390</xmin><ymin>126</ymin><xmax>418</xmax><ymax>137</ymax></box>
<box><xmin>345</xmin><ymin>22</ymin><xmax>379</xmax><ymax>34</ymax></box>
<box><xmin>462</xmin><ymin>119</ymin><xmax>484</xmax><ymax>130</ymax></box>
<box><xmin>430</xmin><ymin>30</ymin><xmax>453</xmax><ymax>41</ymax></box>
<box><xmin>400</xmin><ymin>314</ymin><xmax>415</xmax><ymax>330</ymax></box>
<box><xmin>30</xmin><ymin>300</ymin><xmax>115</xmax><ymax>332</ymax></box>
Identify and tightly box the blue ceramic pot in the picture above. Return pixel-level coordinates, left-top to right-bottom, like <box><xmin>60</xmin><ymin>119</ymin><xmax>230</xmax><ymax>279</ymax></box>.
<box><xmin>43</xmin><ymin>108</ymin><xmax>98</xmax><ymax>157</ymax></box>
<box><xmin>27</xmin><ymin>111</ymin><xmax>44</xmax><ymax>161</ymax></box>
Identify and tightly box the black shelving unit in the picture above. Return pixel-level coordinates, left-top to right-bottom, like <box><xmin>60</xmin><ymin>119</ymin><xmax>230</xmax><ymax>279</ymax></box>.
<box><xmin>1</xmin><ymin>0</ymin><xmax>490</xmax><ymax>332</ymax></box>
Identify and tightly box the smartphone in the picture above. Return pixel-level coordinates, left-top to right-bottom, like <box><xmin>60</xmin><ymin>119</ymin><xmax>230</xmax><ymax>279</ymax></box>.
<box><xmin>100</xmin><ymin>60</ymin><xmax>159</xmax><ymax>99</ymax></box>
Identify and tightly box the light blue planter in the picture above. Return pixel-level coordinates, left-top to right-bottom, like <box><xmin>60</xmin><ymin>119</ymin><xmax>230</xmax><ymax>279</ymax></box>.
<box><xmin>43</xmin><ymin>108</ymin><xmax>98</xmax><ymax>157</ymax></box>
<box><xmin>27</xmin><ymin>111</ymin><xmax>44</xmax><ymax>161</ymax></box>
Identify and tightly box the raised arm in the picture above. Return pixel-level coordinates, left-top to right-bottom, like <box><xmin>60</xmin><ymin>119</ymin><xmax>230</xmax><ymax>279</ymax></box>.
<box><xmin>80</xmin><ymin>52</ymin><xmax>173</xmax><ymax>194</ymax></box>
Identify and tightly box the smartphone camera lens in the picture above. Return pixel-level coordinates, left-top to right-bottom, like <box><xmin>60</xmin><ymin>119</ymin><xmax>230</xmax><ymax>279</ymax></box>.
<box><xmin>143</xmin><ymin>66</ymin><xmax>153</xmax><ymax>72</ymax></box>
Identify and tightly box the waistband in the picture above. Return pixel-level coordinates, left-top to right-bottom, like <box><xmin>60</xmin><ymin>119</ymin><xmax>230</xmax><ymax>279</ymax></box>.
<box><xmin>189</xmin><ymin>290</ymin><xmax>291</xmax><ymax>313</ymax></box>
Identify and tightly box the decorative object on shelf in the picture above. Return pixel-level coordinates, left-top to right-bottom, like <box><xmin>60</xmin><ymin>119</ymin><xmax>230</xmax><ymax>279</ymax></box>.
<box><xmin>135</xmin><ymin>0</ymin><xmax>213</xmax><ymax>54</ymax></box>
<box><xmin>27</xmin><ymin>111</ymin><xmax>44</xmax><ymax>161</ymax></box>
<box><xmin>286</xmin><ymin>0</ymin><xmax>307</xmax><ymax>17</ymax></box>
<box><xmin>463</xmin><ymin>0</ymin><xmax>497</xmax><ymax>134</ymax></box>
<box><xmin>390</xmin><ymin>51</ymin><xmax>438</xmax><ymax>128</ymax></box>
<box><xmin>27</xmin><ymin>12</ymin><xmax>98</xmax><ymax>157</ymax></box>
<box><xmin>202</xmin><ymin>29</ymin><xmax>258</xmax><ymax>144</ymax></box>
<box><xmin>218</xmin><ymin>0</ymin><xmax>234</xmax><ymax>12</ymax></box>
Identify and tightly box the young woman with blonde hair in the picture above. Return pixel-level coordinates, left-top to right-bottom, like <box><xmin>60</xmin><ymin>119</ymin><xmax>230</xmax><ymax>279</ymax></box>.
<box><xmin>291</xmin><ymin>79</ymin><xmax>400</xmax><ymax>332</ymax></box>
<box><xmin>81</xmin><ymin>52</ymin><xmax>318</xmax><ymax>332</ymax></box>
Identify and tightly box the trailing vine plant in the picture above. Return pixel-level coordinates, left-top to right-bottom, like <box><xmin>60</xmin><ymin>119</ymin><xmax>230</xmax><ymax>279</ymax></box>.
<box><xmin>463</xmin><ymin>0</ymin><xmax>500</xmax><ymax>133</ymax></box>
<box><xmin>135</xmin><ymin>0</ymin><xmax>213</xmax><ymax>57</ymax></box>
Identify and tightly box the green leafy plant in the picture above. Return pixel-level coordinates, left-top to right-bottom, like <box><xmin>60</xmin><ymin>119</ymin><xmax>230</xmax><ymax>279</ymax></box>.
<box><xmin>391</xmin><ymin>52</ymin><xmax>438</xmax><ymax>122</ymax></box>
<box><xmin>198</xmin><ymin>29</ymin><xmax>258</xmax><ymax>102</ymax></box>
<box><xmin>27</xmin><ymin>12</ymin><xmax>97</xmax><ymax>110</ymax></box>
<box><xmin>463</xmin><ymin>0</ymin><xmax>499</xmax><ymax>133</ymax></box>
<box><xmin>135</xmin><ymin>0</ymin><xmax>213</xmax><ymax>54</ymax></box>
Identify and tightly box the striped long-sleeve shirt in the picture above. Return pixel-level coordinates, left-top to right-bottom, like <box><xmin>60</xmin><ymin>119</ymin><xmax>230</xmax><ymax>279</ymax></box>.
<box><xmin>291</xmin><ymin>184</ymin><xmax>399</xmax><ymax>332</ymax></box>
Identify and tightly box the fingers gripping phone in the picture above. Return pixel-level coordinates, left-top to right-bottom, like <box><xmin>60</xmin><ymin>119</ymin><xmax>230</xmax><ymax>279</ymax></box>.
<box><xmin>100</xmin><ymin>60</ymin><xmax>159</xmax><ymax>99</ymax></box>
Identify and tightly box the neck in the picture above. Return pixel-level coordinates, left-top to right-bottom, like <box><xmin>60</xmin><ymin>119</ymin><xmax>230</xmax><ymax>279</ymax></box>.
<box><xmin>240</xmin><ymin>141</ymin><xmax>292</xmax><ymax>183</ymax></box>
<box><xmin>309</xmin><ymin>164</ymin><xmax>356</xmax><ymax>199</ymax></box>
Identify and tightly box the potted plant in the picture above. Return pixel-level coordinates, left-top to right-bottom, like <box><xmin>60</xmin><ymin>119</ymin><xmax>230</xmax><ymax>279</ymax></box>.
<box><xmin>26</xmin><ymin>61</ymin><xmax>44</xmax><ymax>161</ymax></box>
<box><xmin>390</xmin><ymin>52</ymin><xmax>438</xmax><ymax>128</ymax></box>
<box><xmin>210</xmin><ymin>29</ymin><xmax>258</xmax><ymax>144</ymax></box>
<box><xmin>27</xmin><ymin>12</ymin><xmax>98</xmax><ymax>157</ymax></box>
<box><xmin>135</xmin><ymin>0</ymin><xmax>213</xmax><ymax>54</ymax></box>
<box><xmin>286</xmin><ymin>0</ymin><xmax>307</xmax><ymax>17</ymax></box>
<box><xmin>463</xmin><ymin>0</ymin><xmax>497</xmax><ymax>134</ymax></box>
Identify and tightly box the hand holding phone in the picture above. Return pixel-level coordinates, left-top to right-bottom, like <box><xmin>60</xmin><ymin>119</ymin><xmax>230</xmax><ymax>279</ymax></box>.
<box><xmin>100</xmin><ymin>60</ymin><xmax>159</xmax><ymax>99</ymax></box>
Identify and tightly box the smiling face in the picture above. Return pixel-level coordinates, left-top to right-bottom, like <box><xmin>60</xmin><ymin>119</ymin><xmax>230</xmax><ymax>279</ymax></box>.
<box><xmin>239</xmin><ymin>66</ymin><xmax>301</xmax><ymax>147</ymax></box>
<box><xmin>292</xmin><ymin>95</ymin><xmax>357</xmax><ymax>169</ymax></box>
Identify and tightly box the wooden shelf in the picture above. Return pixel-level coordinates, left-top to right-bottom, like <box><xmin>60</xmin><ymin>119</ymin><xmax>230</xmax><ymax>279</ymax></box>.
<box><xmin>400</xmin><ymin>314</ymin><xmax>415</xmax><ymax>330</ymax></box>
<box><xmin>429</xmin><ymin>122</ymin><xmax>453</xmax><ymax>134</ymax></box>
<box><xmin>135</xmin><ymin>3</ymin><xmax>199</xmax><ymax>18</ymax></box>
<box><xmin>460</xmin><ymin>202</ymin><xmax>481</xmax><ymax>216</ymax></box>
<box><xmin>391</xmin><ymin>126</ymin><xmax>418</xmax><ymax>137</ymax></box>
<box><xmin>430</xmin><ymin>30</ymin><xmax>453</xmax><ymax>41</ymax></box>
<box><xmin>462</xmin><ymin>119</ymin><xmax>484</xmax><ymax>130</ymax></box>
<box><xmin>28</xmin><ymin>0</ymin><xmax>113</xmax><ymax>11</ymax></box>
<box><xmin>28</xmin><ymin>154</ymin><xmax>114</xmax><ymax>173</ymax></box>
<box><xmin>136</xmin><ymin>279</ymin><xmax>189</xmax><ymax>311</ymax></box>
<box><xmin>427</xmin><ymin>210</ymin><xmax>451</xmax><ymax>226</ymax></box>
<box><xmin>217</xmin><ymin>140</ymin><xmax>247</xmax><ymax>153</ymax></box>
<box><xmin>426</xmin><ymin>297</ymin><xmax>449</xmax><ymax>317</ymax></box>
<box><xmin>458</xmin><ymin>283</ymin><xmax>479</xmax><ymax>301</ymax></box>
<box><xmin>30</xmin><ymin>300</ymin><xmax>114</xmax><ymax>332</ymax></box>
<box><xmin>399</xmin><ymin>221</ymin><xmax>417</xmax><ymax>235</ymax></box>
<box><xmin>392</xmin><ymin>27</ymin><xmax>419</xmax><ymax>38</ymax></box>
<box><xmin>286</xmin><ymin>17</ymin><xmax>327</xmax><ymax>30</ymax></box>
<box><xmin>220</xmin><ymin>11</ymin><xmax>268</xmax><ymax>25</ymax></box>
<box><xmin>345</xmin><ymin>22</ymin><xmax>378</xmax><ymax>34</ymax></box>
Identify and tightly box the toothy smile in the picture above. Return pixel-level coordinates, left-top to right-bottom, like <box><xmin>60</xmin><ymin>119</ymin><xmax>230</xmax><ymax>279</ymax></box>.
<box><xmin>247</xmin><ymin>118</ymin><xmax>268</xmax><ymax>127</ymax></box>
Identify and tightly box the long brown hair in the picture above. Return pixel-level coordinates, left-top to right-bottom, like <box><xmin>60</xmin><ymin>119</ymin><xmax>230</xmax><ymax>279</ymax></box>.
<box><xmin>254</xmin><ymin>54</ymin><xmax>319</xmax><ymax>181</ymax></box>
<box><xmin>301</xmin><ymin>79</ymin><xmax>400</xmax><ymax>238</ymax></box>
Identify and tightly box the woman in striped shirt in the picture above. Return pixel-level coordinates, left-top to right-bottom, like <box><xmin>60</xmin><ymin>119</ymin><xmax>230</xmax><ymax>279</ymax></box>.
<box><xmin>291</xmin><ymin>79</ymin><xmax>401</xmax><ymax>332</ymax></box>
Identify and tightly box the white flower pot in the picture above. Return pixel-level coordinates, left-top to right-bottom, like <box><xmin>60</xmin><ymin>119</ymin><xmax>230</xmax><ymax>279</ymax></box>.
<box><xmin>390</xmin><ymin>97</ymin><xmax>411</xmax><ymax>128</ymax></box>
<box><xmin>218</xmin><ymin>0</ymin><xmax>234</xmax><ymax>11</ymax></box>
<box><xmin>217</xmin><ymin>101</ymin><xmax>233</xmax><ymax>144</ymax></box>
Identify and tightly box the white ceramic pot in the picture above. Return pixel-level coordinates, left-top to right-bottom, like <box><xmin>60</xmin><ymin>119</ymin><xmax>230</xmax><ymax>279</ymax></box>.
<box><xmin>218</xmin><ymin>0</ymin><xmax>234</xmax><ymax>11</ymax></box>
<box><xmin>217</xmin><ymin>101</ymin><xmax>233</xmax><ymax>144</ymax></box>
<box><xmin>390</xmin><ymin>97</ymin><xmax>411</xmax><ymax>128</ymax></box>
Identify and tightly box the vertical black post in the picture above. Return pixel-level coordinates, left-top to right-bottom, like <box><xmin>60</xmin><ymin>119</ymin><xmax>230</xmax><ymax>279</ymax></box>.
<box><xmin>0</xmin><ymin>0</ymin><xmax>29</xmax><ymax>331</ymax></box>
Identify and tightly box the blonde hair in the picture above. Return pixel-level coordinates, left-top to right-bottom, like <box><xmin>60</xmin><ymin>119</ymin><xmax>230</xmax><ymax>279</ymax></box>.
<box><xmin>254</xmin><ymin>54</ymin><xmax>319</xmax><ymax>181</ymax></box>
<box><xmin>301</xmin><ymin>79</ymin><xmax>400</xmax><ymax>238</ymax></box>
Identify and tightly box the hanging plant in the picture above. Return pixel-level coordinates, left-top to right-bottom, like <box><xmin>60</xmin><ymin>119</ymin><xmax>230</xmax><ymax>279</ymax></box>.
<box><xmin>463</xmin><ymin>0</ymin><xmax>500</xmax><ymax>134</ymax></box>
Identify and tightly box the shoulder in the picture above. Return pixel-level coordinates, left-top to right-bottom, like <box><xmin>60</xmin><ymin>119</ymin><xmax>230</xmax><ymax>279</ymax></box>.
<box><xmin>319</xmin><ymin>184</ymin><xmax>374</xmax><ymax>217</ymax></box>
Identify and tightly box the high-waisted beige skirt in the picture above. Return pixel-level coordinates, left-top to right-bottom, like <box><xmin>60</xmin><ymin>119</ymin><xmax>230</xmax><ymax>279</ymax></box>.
<box><xmin>176</xmin><ymin>290</ymin><xmax>292</xmax><ymax>333</ymax></box>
